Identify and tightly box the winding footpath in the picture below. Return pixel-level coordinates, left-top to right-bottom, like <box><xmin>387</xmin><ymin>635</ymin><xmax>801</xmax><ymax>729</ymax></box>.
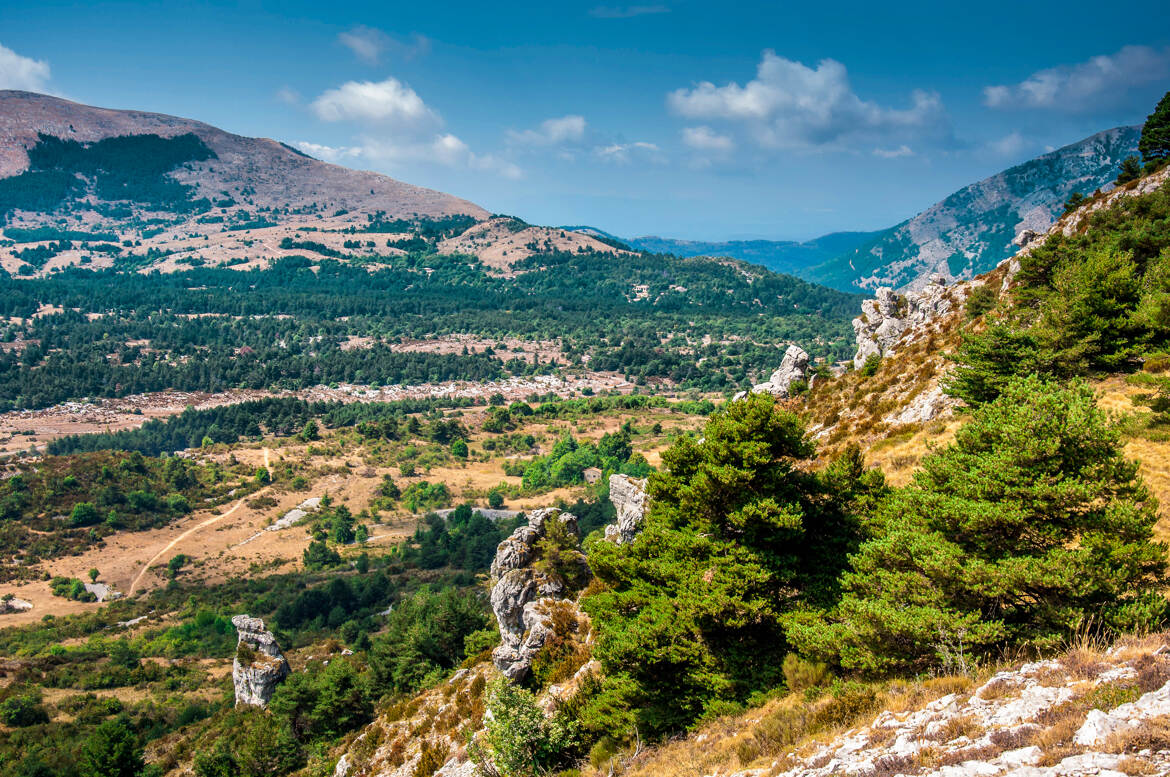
<box><xmin>128</xmin><ymin>448</ymin><xmax>272</xmax><ymax>596</ymax></box>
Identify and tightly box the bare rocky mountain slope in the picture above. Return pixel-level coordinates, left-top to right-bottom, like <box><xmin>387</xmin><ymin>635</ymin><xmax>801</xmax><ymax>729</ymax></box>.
<box><xmin>0</xmin><ymin>90</ymin><xmax>487</xmax><ymax>218</ymax></box>
<box><xmin>0</xmin><ymin>91</ymin><xmax>629</xmax><ymax>274</ymax></box>
<box><xmin>806</xmin><ymin>125</ymin><xmax>1141</xmax><ymax>292</ymax></box>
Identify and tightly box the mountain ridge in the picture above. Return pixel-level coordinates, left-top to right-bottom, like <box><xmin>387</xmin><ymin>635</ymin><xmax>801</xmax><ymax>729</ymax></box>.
<box><xmin>0</xmin><ymin>90</ymin><xmax>489</xmax><ymax>220</ymax></box>
<box><xmin>806</xmin><ymin>124</ymin><xmax>1142</xmax><ymax>291</ymax></box>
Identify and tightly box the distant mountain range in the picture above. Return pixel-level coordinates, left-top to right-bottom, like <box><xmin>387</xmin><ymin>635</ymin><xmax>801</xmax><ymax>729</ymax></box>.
<box><xmin>806</xmin><ymin>125</ymin><xmax>1142</xmax><ymax>291</ymax></box>
<box><xmin>578</xmin><ymin>126</ymin><xmax>1141</xmax><ymax>293</ymax></box>
<box><xmin>0</xmin><ymin>91</ymin><xmax>1143</xmax><ymax>296</ymax></box>
<box><xmin>617</xmin><ymin>232</ymin><xmax>884</xmax><ymax>277</ymax></box>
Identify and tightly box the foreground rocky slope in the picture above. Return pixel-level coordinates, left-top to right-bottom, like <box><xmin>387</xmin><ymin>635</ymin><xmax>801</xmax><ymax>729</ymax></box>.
<box><xmin>621</xmin><ymin>633</ymin><xmax>1170</xmax><ymax>777</ymax></box>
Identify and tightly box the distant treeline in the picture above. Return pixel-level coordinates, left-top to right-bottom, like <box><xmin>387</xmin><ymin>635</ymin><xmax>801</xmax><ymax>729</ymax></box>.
<box><xmin>47</xmin><ymin>396</ymin><xmax>477</xmax><ymax>456</ymax></box>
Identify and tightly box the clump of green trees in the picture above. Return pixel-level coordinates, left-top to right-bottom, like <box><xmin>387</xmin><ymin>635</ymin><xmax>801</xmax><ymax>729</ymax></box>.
<box><xmin>578</xmin><ymin>381</ymin><xmax>1167</xmax><ymax>743</ymax></box>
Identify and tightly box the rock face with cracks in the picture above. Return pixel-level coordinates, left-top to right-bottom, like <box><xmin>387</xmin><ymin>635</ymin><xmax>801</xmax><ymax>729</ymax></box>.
<box><xmin>852</xmin><ymin>275</ymin><xmax>955</xmax><ymax>370</ymax></box>
<box><xmin>604</xmin><ymin>474</ymin><xmax>649</xmax><ymax>545</ymax></box>
<box><xmin>231</xmin><ymin>614</ymin><xmax>290</xmax><ymax>707</ymax></box>
<box><xmin>489</xmin><ymin>508</ymin><xmax>585</xmax><ymax>682</ymax></box>
<box><xmin>734</xmin><ymin>344</ymin><xmax>810</xmax><ymax>401</ymax></box>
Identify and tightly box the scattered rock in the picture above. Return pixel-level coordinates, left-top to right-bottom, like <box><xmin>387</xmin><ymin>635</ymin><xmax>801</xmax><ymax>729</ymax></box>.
<box><xmin>231</xmin><ymin>614</ymin><xmax>290</xmax><ymax>707</ymax></box>
<box><xmin>0</xmin><ymin>596</ymin><xmax>32</xmax><ymax>614</ymax></box>
<box><xmin>84</xmin><ymin>582</ymin><xmax>122</xmax><ymax>602</ymax></box>
<box><xmin>604</xmin><ymin>474</ymin><xmax>648</xmax><ymax>545</ymax></box>
<box><xmin>723</xmin><ymin>649</ymin><xmax>1170</xmax><ymax>777</ymax></box>
<box><xmin>883</xmin><ymin>385</ymin><xmax>958</xmax><ymax>427</ymax></box>
<box><xmin>1074</xmin><ymin>679</ymin><xmax>1170</xmax><ymax>746</ymax></box>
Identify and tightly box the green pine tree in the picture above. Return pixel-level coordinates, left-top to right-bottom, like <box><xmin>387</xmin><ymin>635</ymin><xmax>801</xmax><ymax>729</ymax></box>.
<box><xmin>78</xmin><ymin>719</ymin><xmax>145</xmax><ymax>777</ymax></box>
<box><xmin>789</xmin><ymin>376</ymin><xmax>1168</xmax><ymax>675</ymax></box>
<box><xmin>1139</xmin><ymin>90</ymin><xmax>1170</xmax><ymax>164</ymax></box>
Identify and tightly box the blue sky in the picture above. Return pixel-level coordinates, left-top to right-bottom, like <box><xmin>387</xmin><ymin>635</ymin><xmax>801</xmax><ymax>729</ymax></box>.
<box><xmin>1</xmin><ymin>0</ymin><xmax>1168</xmax><ymax>240</ymax></box>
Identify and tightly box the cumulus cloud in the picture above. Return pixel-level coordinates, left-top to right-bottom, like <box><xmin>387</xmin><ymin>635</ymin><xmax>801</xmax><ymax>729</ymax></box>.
<box><xmin>338</xmin><ymin>26</ymin><xmax>431</xmax><ymax>65</ymax></box>
<box><xmin>589</xmin><ymin>5</ymin><xmax>669</xmax><ymax>18</ymax></box>
<box><xmin>872</xmin><ymin>145</ymin><xmax>914</xmax><ymax>159</ymax></box>
<box><xmin>667</xmin><ymin>51</ymin><xmax>948</xmax><ymax>149</ymax></box>
<box><xmin>983</xmin><ymin>45</ymin><xmax>1170</xmax><ymax>112</ymax></box>
<box><xmin>508</xmin><ymin>115</ymin><xmax>587</xmax><ymax>145</ymax></box>
<box><xmin>306</xmin><ymin>77</ymin><xmax>520</xmax><ymax>178</ymax></box>
<box><xmin>681</xmin><ymin>126</ymin><xmax>734</xmax><ymax>152</ymax></box>
<box><xmin>0</xmin><ymin>43</ymin><xmax>51</xmax><ymax>92</ymax></box>
<box><xmin>310</xmin><ymin>77</ymin><xmax>438</xmax><ymax>126</ymax></box>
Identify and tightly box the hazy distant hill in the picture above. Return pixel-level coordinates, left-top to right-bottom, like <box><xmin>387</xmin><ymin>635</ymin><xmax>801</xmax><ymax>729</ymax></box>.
<box><xmin>805</xmin><ymin>125</ymin><xmax>1141</xmax><ymax>291</ymax></box>
<box><xmin>617</xmin><ymin>231</ymin><xmax>882</xmax><ymax>276</ymax></box>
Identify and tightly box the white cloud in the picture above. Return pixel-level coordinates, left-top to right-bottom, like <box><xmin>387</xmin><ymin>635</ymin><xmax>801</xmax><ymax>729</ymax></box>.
<box><xmin>306</xmin><ymin>76</ymin><xmax>519</xmax><ymax>178</ymax></box>
<box><xmin>310</xmin><ymin>77</ymin><xmax>438</xmax><ymax>126</ymax></box>
<box><xmin>508</xmin><ymin>115</ymin><xmax>587</xmax><ymax>145</ymax></box>
<box><xmin>872</xmin><ymin>145</ymin><xmax>914</xmax><ymax>158</ymax></box>
<box><xmin>681</xmin><ymin>126</ymin><xmax>733</xmax><ymax>152</ymax></box>
<box><xmin>595</xmin><ymin>141</ymin><xmax>661</xmax><ymax>163</ymax></box>
<box><xmin>360</xmin><ymin>134</ymin><xmax>522</xmax><ymax>178</ymax></box>
<box><xmin>338</xmin><ymin>26</ymin><xmax>431</xmax><ymax>65</ymax></box>
<box><xmin>667</xmin><ymin>51</ymin><xmax>948</xmax><ymax>149</ymax></box>
<box><xmin>0</xmin><ymin>43</ymin><xmax>51</xmax><ymax>92</ymax></box>
<box><xmin>983</xmin><ymin>45</ymin><xmax>1170</xmax><ymax>112</ymax></box>
<box><xmin>589</xmin><ymin>5</ymin><xmax>669</xmax><ymax>18</ymax></box>
<box><xmin>293</xmin><ymin>141</ymin><xmax>361</xmax><ymax>163</ymax></box>
<box><xmin>986</xmin><ymin>131</ymin><xmax>1028</xmax><ymax>157</ymax></box>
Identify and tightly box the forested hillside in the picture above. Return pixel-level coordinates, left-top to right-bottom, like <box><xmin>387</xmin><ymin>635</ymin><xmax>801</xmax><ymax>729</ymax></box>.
<box><xmin>0</xmin><ymin>248</ymin><xmax>861</xmax><ymax>410</ymax></box>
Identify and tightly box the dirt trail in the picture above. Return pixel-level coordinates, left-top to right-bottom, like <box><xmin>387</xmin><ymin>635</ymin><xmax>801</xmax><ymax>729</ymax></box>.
<box><xmin>128</xmin><ymin>486</ymin><xmax>266</xmax><ymax>596</ymax></box>
<box><xmin>127</xmin><ymin>447</ymin><xmax>274</xmax><ymax>595</ymax></box>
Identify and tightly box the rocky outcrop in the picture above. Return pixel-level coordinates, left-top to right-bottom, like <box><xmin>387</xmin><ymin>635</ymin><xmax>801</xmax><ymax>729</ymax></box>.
<box><xmin>489</xmin><ymin>508</ymin><xmax>586</xmax><ymax>682</ymax></box>
<box><xmin>734</xmin><ymin>345</ymin><xmax>810</xmax><ymax>400</ymax></box>
<box><xmin>604</xmin><ymin>474</ymin><xmax>649</xmax><ymax>545</ymax></box>
<box><xmin>717</xmin><ymin>638</ymin><xmax>1170</xmax><ymax>777</ymax></box>
<box><xmin>852</xmin><ymin>275</ymin><xmax>955</xmax><ymax>370</ymax></box>
<box><xmin>882</xmin><ymin>385</ymin><xmax>958</xmax><ymax>427</ymax></box>
<box><xmin>331</xmin><ymin>665</ymin><xmax>491</xmax><ymax>777</ymax></box>
<box><xmin>231</xmin><ymin>614</ymin><xmax>290</xmax><ymax>707</ymax></box>
<box><xmin>0</xmin><ymin>596</ymin><xmax>32</xmax><ymax>614</ymax></box>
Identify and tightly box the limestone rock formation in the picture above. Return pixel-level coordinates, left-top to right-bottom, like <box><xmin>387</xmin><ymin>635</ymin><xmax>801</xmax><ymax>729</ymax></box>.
<box><xmin>489</xmin><ymin>508</ymin><xmax>585</xmax><ymax>682</ymax></box>
<box><xmin>231</xmin><ymin>614</ymin><xmax>290</xmax><ymax>707</ymax></box>
<box><xmin>882</xmin><ymin>385</ymin><xmax>957</xmax><ymax>427</ymax></box>
<box><xmin>852</xmin><ymin>276</ymin><xmax>954</xmax><ymax>370</ymax></box>
<box><xmin>604</xmin><ymin>474</ymin><xmax>648</xmax><ymax>545</ymax></box>
<box><xmin>734</xmin><ymin>344</ymin><xmax>810</xmax><ymax>400</ymax></box>
<box><xmin>0</xmin><ymin>596</ymin><xmax>32</xmax><ymax>614</ymax></box>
